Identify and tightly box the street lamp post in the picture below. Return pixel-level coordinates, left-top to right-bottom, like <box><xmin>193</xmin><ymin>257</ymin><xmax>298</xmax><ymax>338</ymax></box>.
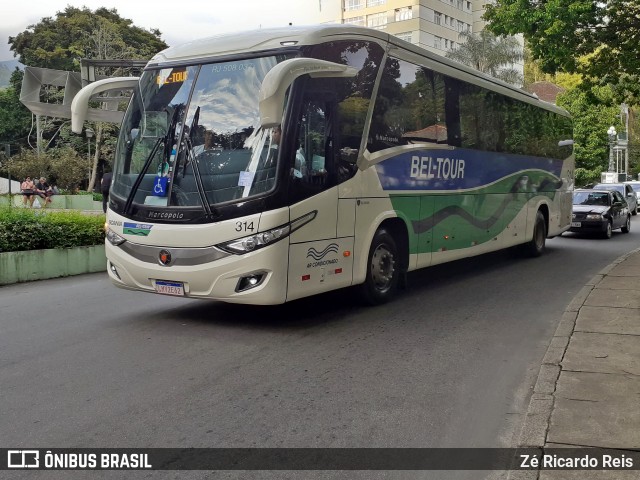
<box><xmin>607</xmin><ymin>126</ymin><xmax>617</xmax><ymax>172</ymax></box>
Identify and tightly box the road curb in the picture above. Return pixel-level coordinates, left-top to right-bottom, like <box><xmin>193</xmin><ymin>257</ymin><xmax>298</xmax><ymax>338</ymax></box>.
<box><xmin>507</xmin><ymin>245</ymin><xmax>640</xmax><ymax>479</ymax></box>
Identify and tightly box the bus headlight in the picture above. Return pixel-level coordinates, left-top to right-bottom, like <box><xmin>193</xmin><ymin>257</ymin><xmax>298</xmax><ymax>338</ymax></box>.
<box><xmin>106</xmin><ymin>228</ymin><xmax>127</xmax><ymax>246</ymax></box>
<box><xmin>218</xmin><ymin>210</ymin><xmax>317</xmax><ymax>254</ymax></box>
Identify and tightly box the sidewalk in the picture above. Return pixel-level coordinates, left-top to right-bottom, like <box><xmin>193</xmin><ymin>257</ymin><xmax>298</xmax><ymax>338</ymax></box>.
<box><xmin>512</xmin><ymin>247</ymin><xmax>640</xmax><ymax>479</ymax></box>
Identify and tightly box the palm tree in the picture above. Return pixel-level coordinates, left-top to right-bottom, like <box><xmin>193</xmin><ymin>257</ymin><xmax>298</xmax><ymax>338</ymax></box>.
<box><xmin>446</xmin><ymin>30</ymin><xmax>524</xmax><ymax>85</ymax></box>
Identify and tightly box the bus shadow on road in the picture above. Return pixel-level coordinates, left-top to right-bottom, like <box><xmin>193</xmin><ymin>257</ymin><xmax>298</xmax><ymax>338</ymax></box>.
<box><xmin>146</xmin><ymin>286</ymin><xmax>369</xmax><ymax>331</ymax></box>
<box><xmin>147</xmin><ymin>245</ymin><xmax>563</xmax><ymax>330</ymax></box>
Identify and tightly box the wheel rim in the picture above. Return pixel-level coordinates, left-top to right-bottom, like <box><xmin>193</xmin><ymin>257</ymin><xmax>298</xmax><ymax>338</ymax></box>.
<box><xmin>370</xmin><ymin>243</ymin><xmax>395</xmax><ymax>292</ymax></box>
<box><xmin>627</xmin><ymin>217</ymin><xmax>631</xmax><ymax>230</ymax></box>
<box><xmin>607</xmin><ymin>223</ymin><xmax>612</xmax><ymax>237</ymax></box>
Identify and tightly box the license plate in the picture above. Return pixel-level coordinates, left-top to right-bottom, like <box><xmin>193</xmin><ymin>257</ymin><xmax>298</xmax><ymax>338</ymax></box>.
<box><xmin>571</xmin><ymin>222</ymin><xmax>581</xmax><ymax>227</ymax></box>
<box><xmin>155</xmin><ymin>280</ymin><xmax>184</xmax><ymax>296</ymax></box>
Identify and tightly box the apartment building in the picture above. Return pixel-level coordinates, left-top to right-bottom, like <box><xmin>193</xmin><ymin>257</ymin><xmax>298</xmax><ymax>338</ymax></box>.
<box><xmin>316</xmin><ymin>0</ymin><xmax>523</xmax><ymax>80</ymax></box>
<box><xmin>317</xmin><ymin>0</ymin><xmax>474</xmax><ymax>55</ymax></box>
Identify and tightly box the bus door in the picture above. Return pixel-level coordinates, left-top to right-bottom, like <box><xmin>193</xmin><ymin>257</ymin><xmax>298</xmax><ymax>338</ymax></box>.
<box><xmin>286</xmin><ymin>84</ymin><xmax>354</xmax><ymax>301</ymax></box>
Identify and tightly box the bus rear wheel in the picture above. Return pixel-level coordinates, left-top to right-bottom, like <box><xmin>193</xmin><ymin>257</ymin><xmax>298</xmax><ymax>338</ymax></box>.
<box><xmin>360</xmin><ymin>228</ymin><xmax>399</xmax><ymax>305</ymax></box>
<box><xmin>522</xmin><ymin>210</ymin><xmax>546</xmax><ymax>257</ymax></box>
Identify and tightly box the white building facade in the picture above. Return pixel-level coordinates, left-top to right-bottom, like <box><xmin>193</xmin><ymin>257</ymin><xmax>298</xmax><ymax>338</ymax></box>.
<box><xmin>317</xmin><ymin>0</ymin><xmax>523</xmax><ymax>78</ymax></box>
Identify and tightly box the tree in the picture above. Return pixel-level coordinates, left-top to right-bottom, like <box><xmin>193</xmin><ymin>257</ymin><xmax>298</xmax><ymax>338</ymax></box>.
<box><xmin>446</xmin><ymin>30</ymin><xmax>523</xmax><ymax>85</ymax></box>
<box><xmin>0</xmin><ymin>69</ymin><xmax>32</xmax><ymax>152</ymax></box>
<box><xmin>9</xmin><ymin>6</ymin><xmax>166</xmax><ymax>70</ymax></box>
<box><xmin>484</xmin><ymin>0</ymin><xmax>640</xmax><ymax>102</ymax></box>
<box><xmin>556</xmin><ymin>85</ymin><xmax>620</xmax><ymax>182</ymax></box>
<box><xmin>9</xmin><ymin>7</ymin><xmax>167</xmax><ymax>191</ymax></box>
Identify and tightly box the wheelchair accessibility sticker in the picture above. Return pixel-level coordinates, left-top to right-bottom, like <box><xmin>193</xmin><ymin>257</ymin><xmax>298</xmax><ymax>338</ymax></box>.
<box><xmin>153</xmin><ymin>176</ymin><xmax>168</xmax><ymax>197</ymax></box>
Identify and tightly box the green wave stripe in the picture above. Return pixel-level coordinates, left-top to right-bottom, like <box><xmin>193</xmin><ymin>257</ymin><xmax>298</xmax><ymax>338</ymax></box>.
<box><xmin>389</xmin><ymin>171</ymin><xmax>560</xmax><ymax>254</ymax></box>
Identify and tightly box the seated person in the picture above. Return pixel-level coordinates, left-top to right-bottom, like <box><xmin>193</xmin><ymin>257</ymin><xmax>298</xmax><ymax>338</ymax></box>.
<box><xmin>20</xmin><ymin>176</ymin><xmax>36</xmax><ymax>207</ymax></box>
<box><xmin>35</xmin><ymin>177</ymin><xmax>53</xmax><ymax>208</ymax></box>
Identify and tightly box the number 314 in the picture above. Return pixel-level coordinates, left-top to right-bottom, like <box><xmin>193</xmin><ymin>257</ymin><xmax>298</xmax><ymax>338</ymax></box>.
<box><xmin>235</xmin><ymin>221</ymin><xmax>255</xmax><ymax>232</ymax></box>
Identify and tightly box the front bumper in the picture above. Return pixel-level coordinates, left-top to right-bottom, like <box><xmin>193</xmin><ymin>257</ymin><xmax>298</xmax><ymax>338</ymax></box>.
<box><xmin>105</xmin><ymin>239</ymin><xmax>289</xmax><ymax>305</ymax></box>
<box><xmin>569</xmin><ymin>219</ymin><xmax>608</xmax><ymax>234</ymax></box>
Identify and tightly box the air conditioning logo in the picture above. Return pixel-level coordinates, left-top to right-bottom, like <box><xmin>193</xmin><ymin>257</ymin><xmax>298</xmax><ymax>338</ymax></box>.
<box><xmin>306</xmin><ymin>243</ymin><xmax>339</xmax><ymax>269</ymax></box>
<box><xmin>8</xmin><ymin>450</ymin><xmax>39</xmax><ymax>468</ymax></box>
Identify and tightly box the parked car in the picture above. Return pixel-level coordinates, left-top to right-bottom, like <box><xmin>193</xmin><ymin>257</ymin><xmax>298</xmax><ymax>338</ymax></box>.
<box><xmin>625</xmin><ymin>181</ymin><xmax>640</xmax><ymax>205</ymax></box>
<box><xmin>570</xmin><ymin>189</ymin><xmax>631</xmax><ymax>238</ymax></box>
<box><xmin>592</xmin><ymin>182</ymin><xmax>638</xmax><ymax>215</ymax></box>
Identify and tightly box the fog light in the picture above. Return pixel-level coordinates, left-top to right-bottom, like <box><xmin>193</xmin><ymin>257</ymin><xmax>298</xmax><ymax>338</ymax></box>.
<box><xmin>109</xmin><ymin>262</ymin><xmax>121</xmax><ymax>280</ymax></box>
<box><xmin>236</xmin><ymin>273</ymin><xmax>266</xmax><ymax>292</ymax></box>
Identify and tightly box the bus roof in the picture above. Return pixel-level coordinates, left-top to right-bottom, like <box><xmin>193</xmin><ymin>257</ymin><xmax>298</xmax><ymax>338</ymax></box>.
<box><xmin>148</xmin><ymin>24</ymin><xmax>568</xmax><ymax>117</ymax></box>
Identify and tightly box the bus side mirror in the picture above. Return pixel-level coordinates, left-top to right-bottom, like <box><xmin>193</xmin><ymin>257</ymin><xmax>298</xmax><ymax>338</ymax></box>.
<box><xmin>258</xmin><ymin>58</ymin><xmax>356</xmax><ymax>128</ymax></box>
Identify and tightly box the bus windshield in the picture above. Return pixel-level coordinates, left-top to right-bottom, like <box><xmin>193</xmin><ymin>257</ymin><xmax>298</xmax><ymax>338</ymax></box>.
<box><xmin>111</xmin><ymin>54</ymin><xmax>292</xmax><ymax>212</ymax></box>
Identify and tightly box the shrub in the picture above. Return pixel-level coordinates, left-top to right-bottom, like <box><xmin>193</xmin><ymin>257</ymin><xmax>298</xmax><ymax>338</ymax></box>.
<box><xmin>575</xmin><ymin>167</ymin><xmax>601</xmax><ymax>188</ymax></box>
<box><xmin>0</xmin><ymin>207</ymin><xmax>105</xmax><ymax>253</ymax></box>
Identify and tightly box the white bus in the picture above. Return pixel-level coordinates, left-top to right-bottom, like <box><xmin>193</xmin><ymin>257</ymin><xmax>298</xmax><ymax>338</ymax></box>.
<box><xmin>72</xmin><ymin>25</ymin><xmax>574</xmax><ymax>305</ymax></box>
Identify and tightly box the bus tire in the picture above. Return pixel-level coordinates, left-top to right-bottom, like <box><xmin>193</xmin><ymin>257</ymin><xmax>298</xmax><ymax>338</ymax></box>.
<box><xmin>522</xmin><ymin>210</ymin><xmax>546</xmax><ymax>257</ymax></box>
<box><xmin>360</xmin><ymin>228</ymin><xmax>399</xmax><ymax>305</ymax></box>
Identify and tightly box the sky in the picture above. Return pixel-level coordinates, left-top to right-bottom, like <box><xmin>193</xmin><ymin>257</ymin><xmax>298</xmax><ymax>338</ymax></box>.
<box><xmin>1</xmin><ymin>1</ymin><xmax>326</xmax><ymax>62</ymax></box>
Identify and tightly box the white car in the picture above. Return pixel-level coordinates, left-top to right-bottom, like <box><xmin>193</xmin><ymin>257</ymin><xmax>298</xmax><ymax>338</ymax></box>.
<box><xmin>593</xmin><ymin>183</ymin><xmax>638</xmax><ymax>215</ymax></box>
<box><xmin>625</xmin><ymin>181</ymin><xmax>640</xmax><ymax>208</ymax></box>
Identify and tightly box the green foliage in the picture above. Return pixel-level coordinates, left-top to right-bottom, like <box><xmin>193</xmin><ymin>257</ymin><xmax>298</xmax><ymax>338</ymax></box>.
<box><xmin>556</xmin><ymin>85</ymin><xmax>619</xmax><ymax>173</ymax></box>
<box><xmin>485</xmin><ymin>0</ymin><xmax>640</xmax><ymax>103</ymax></box>
<box><xmin>48</xmin><ymin>147</ymin><xmax>91</xmax><ymax>190</ymax></box>
<box><xmin>574</xmin><ymin>168</ymin><xmax>600</xmax><ymax>188</ymax></box>
<box><xmin>0</xmin><ymin>69</ymin><xmax>31</xmax><ymax>148</ymax></box>
<box><xmin>6</xmin><ymin>7</ymin><xmax>168</xmax><ymax>190</ymax></box>
<box><xmin>2</xmin><ymin>147</ymin><xmax>90</xmax><ymax>190</ymax></box>
<box><xmin>0</xmin><ymin>207</ymin><xmax>105</xmax><ymax>252</ymax></box>
<box><xmin>9</xmin><ymin>6</ymin><xmax>167</xmax><ymax>70</ymax></box>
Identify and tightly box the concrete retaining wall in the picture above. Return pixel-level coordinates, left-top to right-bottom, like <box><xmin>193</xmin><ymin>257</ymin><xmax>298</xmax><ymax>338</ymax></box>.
<box><xmin>0</xmin><ymin>194</ymin><xmax>102</xmax><ymax>210</ymax></box>
<box><xmin>0</xmin><ymin>245</ymin><xmax>106</xmax><ymax>285</ymax></box>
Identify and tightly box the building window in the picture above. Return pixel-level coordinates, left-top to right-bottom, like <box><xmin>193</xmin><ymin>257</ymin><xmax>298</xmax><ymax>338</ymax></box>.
<box><xmin>367</xmin><ymin>12</ymin><xmax>387</xmax><ymax>28</ymax></box>
<box><xmin>434</xmin><ymin>11</ymin><xmax>442</xmax><ymax>25</ymax></box>
<box><xmin>367</xmin><ymin>0</ymin><xmax>386</xmax><ymax>6</ymax></box>
<box><xmin>343</xmin><ymin>15</ymin><xmax>365</xmax><ymax>26</ymax></box>
<box><xmin>395</xmin><ymin>6</ymin><xmax>413</xmax><ymax>21</ymax></box>
<box><xmin>345</xmin><ymin>0</ymin><xmax>363</xmax><ymax>11</ymax></box>
<box><xmin>457</xmin><ymin>0</ymin><xmax>463</xmax><ymax>9</ymax></box>
<box><xmin>395</xmin><ymin>32</ymin><xmax>413</xmax><ymax>42</ymax></box>
<box><xmin>434</xmin><ymin>36</ymin><xmax>442</xmax><ymax>49</ymax></box>
<box><xmin>466</xmin><ymin>1</ymin><xmax>471</xmax><ymax>10</ymax></box>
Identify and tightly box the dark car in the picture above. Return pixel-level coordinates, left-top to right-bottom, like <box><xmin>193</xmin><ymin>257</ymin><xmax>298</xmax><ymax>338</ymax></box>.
<box><xmin>570</xmin><ymin>189</ymin><xmax>631</xmax><ymax>238</ymax></box>
<box><xmin>592</xmin><ymin>182</ymin><xmax>638</xmax><ymax>215</ymax></box>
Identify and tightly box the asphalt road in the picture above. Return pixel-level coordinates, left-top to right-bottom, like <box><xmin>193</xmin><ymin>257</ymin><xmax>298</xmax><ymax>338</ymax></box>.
<box><xmin>2</xmin><ymin>217</ymin><xmax>640</xmax><ymax>479</ymax></box>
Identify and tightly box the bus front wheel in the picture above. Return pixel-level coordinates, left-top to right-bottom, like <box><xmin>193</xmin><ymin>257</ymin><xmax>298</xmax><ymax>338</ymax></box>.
<box><xmin>522</xmin><ymin>210</ymin><xmax>547</xmax><ymax>257</ymax></box>
<box><xmin>360</xmin><ymin>228</ymin><xmax>400</xmax><ymax>305</ymax></box>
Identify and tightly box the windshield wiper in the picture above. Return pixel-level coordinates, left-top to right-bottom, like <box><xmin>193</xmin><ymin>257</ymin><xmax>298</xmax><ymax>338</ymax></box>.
<box><xmin>184</xmin><ymin>137</ymin><xmax>214</xmax><ymax>217</ymax></box>
<box><xmin>123</xmin><ymin>106</ymin><xmax>181</xmax><ymax>215</ymax></box>
<box><xmin>123</xmin><ymin>136</ymin><xmax>164</xmax><ymax>215</ymax></box>
<box><xmin>176</xmin><ymin>106</ymin><xmax>216</xmax><ymax>218</ymax></box>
